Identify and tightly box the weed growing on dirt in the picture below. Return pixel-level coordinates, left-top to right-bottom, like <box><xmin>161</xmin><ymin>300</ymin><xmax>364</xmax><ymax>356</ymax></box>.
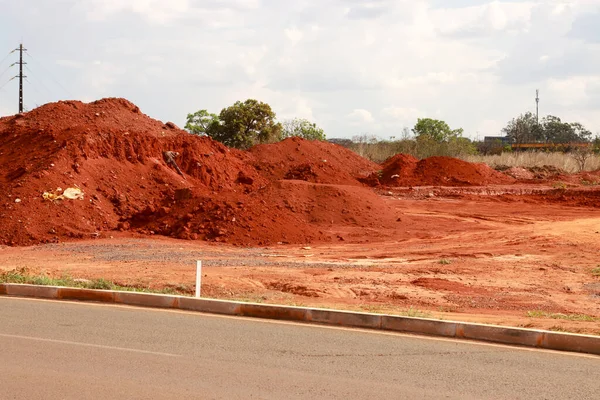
<box><xmin>402</xmin><ymin>306</ymin><xmax>433</xmax><ymax>318</ymax></box>
<box><xmin>526</xmin><ymin>311</ymin><xmax>546</xmax><ymax>318</ymax></box>
<box><xmin>229</xmin><ymin>293</ymin><xmax>268</xmax><ymax>304</ymax></box>
<box><xmin>548</xmin><ymin>326</ymin><xmax>568</xmax><ymax>332</ymax></box>
<box><xmin>87</xmin><ymin>278</ymin><xmax>115</xmax><ymax>290</ymax></box>
<box><xmin>526</xmin><ymin>310</ymin><xmax>598</xmax><ymax>322</ymax></box>
<box><xmin>359</xmin><ymin>304</ymin><xmax>387</xmax><ymax>314</ymax></box>
<box><xmin>592</xmin><ymin>267</ymin><xmax>600</xmax><ymax>277</ymax></box>
<box><xmin>552</xmin><ymin>182</ymin><xmax>567</xmax><ymax>189</ymax></box>
<box><xmin>356</xmin><ymin>304</ymin><xmax>433</xmax><ymax>318</ymax></box>
<box><xmin>0</xmin><ymin>269</ymin><xmax>186</xmax><ymax>296</ymax></box>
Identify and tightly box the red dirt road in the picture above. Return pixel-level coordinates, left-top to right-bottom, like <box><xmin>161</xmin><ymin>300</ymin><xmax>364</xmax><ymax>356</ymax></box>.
<box><xmin>2</xmin><ymin>184</ymin><xmax>599</xmax><ymax>335</ymax></box>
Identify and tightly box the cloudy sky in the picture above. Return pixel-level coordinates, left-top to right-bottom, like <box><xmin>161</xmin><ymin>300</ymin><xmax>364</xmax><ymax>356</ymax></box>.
<box><xmin>1</xmin><ymin>0</ymin><xmax>599</xmax><ymax>139</ymax></box>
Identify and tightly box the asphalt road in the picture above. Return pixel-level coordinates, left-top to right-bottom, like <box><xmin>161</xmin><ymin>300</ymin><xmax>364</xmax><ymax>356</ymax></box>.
<box><xmin>0</xmin><ymin>297</ymin><xmax>598</xmax><ymax>400</ymax></box>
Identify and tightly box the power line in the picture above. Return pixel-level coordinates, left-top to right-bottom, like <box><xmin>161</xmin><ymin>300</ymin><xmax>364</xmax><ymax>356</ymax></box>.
<box><xmin>0</xmin><ymin>52</ymin><xmax>12</xmax><ymax>68</ymax></box>
<box><xmin>0</xmin><ymin>78</ymin><xmax>14</xmax><ymax>92</ymax></box>
<box><xmin>0</xmin><ymin>64</ymin><xmax>12</xmax><ymax>82</ymax></box>
<box><xmin>24</xmin><ymin>77</ymin><xmax>50</xmax><ymax>106</ymax></box>
<box><xmin>26</xmin><ymin>52</ymin><xmax>73</xmax><ymax>98</ymax></box>
<box><xmin>25</xmin><ymin>64</ymin><xmax>55</xmax><ymax>100</ymax></box>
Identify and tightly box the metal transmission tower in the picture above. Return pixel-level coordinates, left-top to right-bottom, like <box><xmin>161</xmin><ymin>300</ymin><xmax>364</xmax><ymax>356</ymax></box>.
<box><xmin>10</xmin><ymin>44</ymin><xmax>27</xmax><ymax>113</ymax></box>
<box><xmin>535</xmin><ymin>89</ymin><xmax>540</xmax><ymax>124</ymax></box>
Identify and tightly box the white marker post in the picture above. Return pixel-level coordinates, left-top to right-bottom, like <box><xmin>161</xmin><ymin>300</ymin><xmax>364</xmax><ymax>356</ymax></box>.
<box><xmin>195</xmin><ymin>260</ymin><xmax>202</xmax><ymax>298</ymax></box>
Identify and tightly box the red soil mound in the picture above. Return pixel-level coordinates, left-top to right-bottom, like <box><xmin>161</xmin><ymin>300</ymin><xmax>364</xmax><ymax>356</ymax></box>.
<box><xmin>0</xmin><ymin>98</ymin><xmax>395</xmax><ymax>246</ymax></box>
<box><xmin>128</xmin><ymin>180</ymin><xmax>398</xmax><ymax>246</ymax></box>
<box><xmin>249</xmin><ymin>137</ymin><xmax>378</xmax><ymax>185</ymax></box>
<box><xmin>378</xmin><ymin>155</ymin><xmax>514</xmax><ymax>187</ymax></box>
<box><xmin>379</xmin><ymin>154</ymin><xmax>418</xmax><ymax>183</ymax></box>
<box><xmin>0</xmin><ymin>98</ymin><xmax>268</xmax><ymax>245</ymax></box>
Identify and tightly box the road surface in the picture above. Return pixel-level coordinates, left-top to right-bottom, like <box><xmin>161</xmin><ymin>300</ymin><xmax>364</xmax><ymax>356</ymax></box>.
<box><xmin>0</xmin><ymin>297</ymin><xmax>598</xmax><ymax>399</ymax></box>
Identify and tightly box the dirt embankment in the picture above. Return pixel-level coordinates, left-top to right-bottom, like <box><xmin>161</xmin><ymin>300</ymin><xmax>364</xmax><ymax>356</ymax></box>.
<box><xmin>1</xmin><ymin>98</ymin><xmax>598</xmax><ymax>247</ymax></box>
<box><xmin>0</xmin><ymin>98</ymin><xmax>390</xmax><ymax>246</ymax></box>
<box><xmin>250</xmin><ymin>137</ymin><xmax>378</xmax><ymax>186</ymax></box>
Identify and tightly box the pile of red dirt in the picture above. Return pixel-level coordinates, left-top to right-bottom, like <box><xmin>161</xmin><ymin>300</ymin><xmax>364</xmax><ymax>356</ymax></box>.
<box><xmin>377</xmin><ymin>155</ymin><xmax>515</xmax><ymax>187</ymax></box>
<box><xmin>249</xmin><ymin>137</ymin><xmax>378</xmax><ymax>186</ymax></box>
<box><xmin>128</xmin><ymin>180</ymin><xmax>398</xmax><ymax>246</ymax></box>
<box><xmin>0</xmin><ymin>98</ymin><xmax>395</xmax><ymax>246</ymax></box>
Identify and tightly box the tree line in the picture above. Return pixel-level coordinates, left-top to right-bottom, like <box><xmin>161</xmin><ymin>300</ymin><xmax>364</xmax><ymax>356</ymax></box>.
<box><xmin>185</xmin><ymin>100</ymin><xmax>598</xmax><ymax>158</ymax></box>
<box><xmin>503</xmin><ymin>112</ymin><xmax>592</xmax><ymax>144</ymax></box>
<box><xmin>185</xmin><ymin>99</ymin><xmax>325</xmax><ymax>149</ymax></box>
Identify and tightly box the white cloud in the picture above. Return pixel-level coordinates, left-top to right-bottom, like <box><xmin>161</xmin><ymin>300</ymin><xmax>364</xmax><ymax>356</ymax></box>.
<box><xmin>381</xmin><ymin>107</ymin><xmax>421</xmax><ymax>121</ymax></box>
<box><xmin>546</xmin><ymin>76</ymin><xmax>600</xmax><ymax>107</ymax></box>
<box><xmin>284</xmin><ymin>27</ymin><xmax>304</xmax><ymax>44</ymax></box>
<box><xmin>87</xmin><ymin>0</ymin><xmax>191</xmax><ymax>24</ymax></box>
<box><xmin>347</xmin><ymin>109</ymin><xmax>374</xmax><ymax>124</ymax></box>
<box><xmin>432</xmin><ymin>1</ymin><xmax>535</xmax><ymax>36</ymax></box>
<box><xmin>1</xmin><ymin>0</ymin><xmax>600</xmax><ymax>139</ymax></box>
<box><xmin>55</xmin><ymin>60</ymin><xmax>83</xmax><ymax>69</ymax></box>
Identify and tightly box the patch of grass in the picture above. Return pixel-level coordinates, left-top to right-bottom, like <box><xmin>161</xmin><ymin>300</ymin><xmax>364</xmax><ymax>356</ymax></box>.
<box><xmin>438</xmin><ymin>259</ymin><xmax>452</xmax><ymax>265</ymax></box>
<box><xmin>526</xmin><ymin>310</ymin><xmax>546</xmax><ymax>318</ymax></box>
<box><xmin>548</xmin><ymin>326</ymin><xmax>569</xmax><ymax>333</ymax></box>
<box><xmin>229</xmin><ymin>293</ymin><xmax>268</xmax><ymax>304</ymax></box>
<box><xmin>0</xmin><ymin>268</ymin><xmax>188</xmax><ymax>296</ymax></box>
<box><xmin>466</xmin><ymin>152</ymin><xmax>600</xmax><ymax>174</ymax></box>
<box><xmin>357</xmin><ymin>304</ymin><xmax>433</xmax><ymax>318</ymax></box>
<box><xmin>400</xmin><ymin>306</ymin><xmax>433</xmax><ymax>318</ymax></box>
<box><xmin>526</xmin><ymin>310</ymin><xmax>598</xmax><ymax>322</ymax></box>
<box><xmin>359</xmin><ymin>304</ymin><xmax>387</xmax><ymax>314</ymax></box>
<box><xmin>592</xmin><ymin>267</ymin><xmax>600</xmax><ymax>277</ymax></box>
<box><xmin>87</xmin><ymin>278</ymin><xmax>115</xmax><ymax>290</ymax></box>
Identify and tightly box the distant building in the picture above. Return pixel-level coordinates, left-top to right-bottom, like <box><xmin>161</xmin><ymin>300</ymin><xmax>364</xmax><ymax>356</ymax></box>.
<box><xmin>483</xmin><ymin>136</ymin><xmax>510</xmax><ymax>144</ymax></box>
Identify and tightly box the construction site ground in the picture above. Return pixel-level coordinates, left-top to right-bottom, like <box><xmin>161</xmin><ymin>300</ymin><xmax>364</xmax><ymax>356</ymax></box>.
<box><xmin>2</xmin><ymin>183</ymin><xmax>599</xmax><ymax>336</ymax></box>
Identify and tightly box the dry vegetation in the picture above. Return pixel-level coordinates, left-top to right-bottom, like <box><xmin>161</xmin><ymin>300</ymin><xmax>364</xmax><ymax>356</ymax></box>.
<box><xmin>342</xmin><ymin>138</ymin><xmax>600</xmax><ymax>173</ymax></box>
<box><xmin>465</xmin><ymin>152</ymin><xmax>600</xmax><ymax>173</ymax></box>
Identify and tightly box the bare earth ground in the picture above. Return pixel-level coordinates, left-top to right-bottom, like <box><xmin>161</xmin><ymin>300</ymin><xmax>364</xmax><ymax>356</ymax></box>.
<box><xmin>1</xmin><ymin>184</ymin><xmax>600</xmax><ymax>335</ymax></box>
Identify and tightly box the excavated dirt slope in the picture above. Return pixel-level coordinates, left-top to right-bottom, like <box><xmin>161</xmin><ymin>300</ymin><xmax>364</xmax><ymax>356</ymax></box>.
<box><xmin>0</xmin><ymin>98</ymin><xmax>391</xmax><ymax>246</ymax></box>
<box><xmin>250</xmin><ymin>137</ymin><xmax>378</xmax><ymax>186</ymax></box>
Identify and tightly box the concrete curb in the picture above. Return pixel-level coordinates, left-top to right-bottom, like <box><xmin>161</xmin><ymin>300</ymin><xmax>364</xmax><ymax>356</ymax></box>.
<box><xmin>1</xmin><ymin>283</ymin><xmax>599</xmax><ymax>356</ymax></box>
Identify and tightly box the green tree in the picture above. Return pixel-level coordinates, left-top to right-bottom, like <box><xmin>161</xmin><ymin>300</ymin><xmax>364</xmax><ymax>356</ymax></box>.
<box><xmin>503</xmin><ymin>113</ymin><xmax>592</xmax><ymax>144</ymax></box>
<box><xmin>282</xmin><ymin>118</ymin><xmax>326</xmax><ymax>140</ymax></box>
<box><xmin>569</xmin><ymin>122</ymin><xmax>593</xmax><ymax>143</ymax></box>
<box><xmin>593</xmin><ymin>136</ymin><xmax>600</xmax><ymax>154</ymax></box>
<box><xmin>412</xmin><ymin>118</ymin><xmax>463</xmax><ymax>142</ymax></box>
<box><xmin>540</xmin><ymin>115</ymin><xmax>592</xmax><ymax>143</ymax></box>
<box><xmin>185</xmin><ymin>110</ymin><xmax>220</xmax><ymax>136</ymax></box>
<box><xmin>502</xmin><ymin>112</ymin><xmax>543</xmax><ymax>144</ymax></box>
<box><xmin>210</xmin><ymin>99</ymin><xmax>282</xmax><ymax>149</ymax></box>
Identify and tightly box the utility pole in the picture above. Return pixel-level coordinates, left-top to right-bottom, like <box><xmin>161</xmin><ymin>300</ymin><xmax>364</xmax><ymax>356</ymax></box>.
<box><xmin>18</xmin><ymin>44</ymin><xmax>26</xmax><ymax>113</ymax></box>
<box><xmin>535</xmin><ymin>89</ymin><xmax>539</xmax><ymax>125</ymax></box>
<box><xmin>10</xmin><ymin>43</ymin><xmax>27</xmax><ymax>113</ymax></box>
